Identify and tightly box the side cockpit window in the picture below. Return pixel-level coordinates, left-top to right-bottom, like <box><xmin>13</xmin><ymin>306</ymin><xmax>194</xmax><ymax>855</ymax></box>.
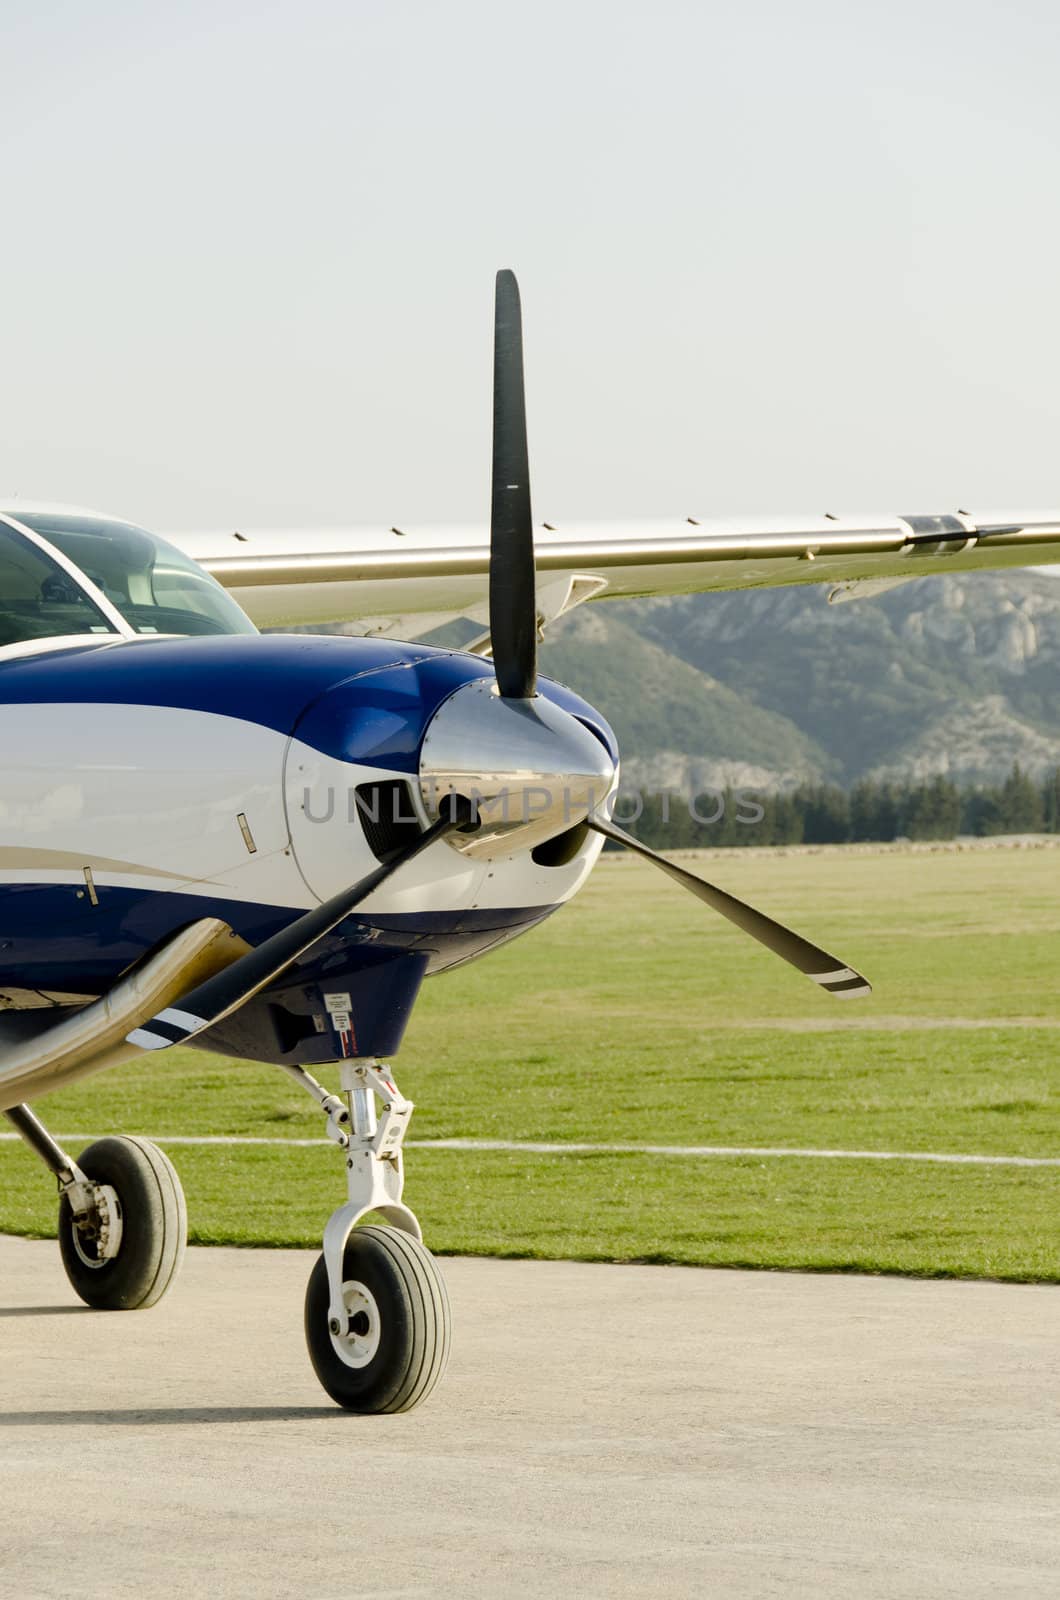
<box><xmin>0</xmin><ymin>521</ymin><xmax>117</xmax><ymax>648</ymax></box>
<box><xmin>12</xmin><ymin>514</ymin><xmax>257</xmax><ymax>638</ymax></box>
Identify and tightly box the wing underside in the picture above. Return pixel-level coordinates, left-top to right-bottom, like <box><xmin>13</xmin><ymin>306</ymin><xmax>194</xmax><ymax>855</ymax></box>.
<box><xmin>168</xmin><ymin>511</ymin><xmax>1060</xmax><ymax>635</ymax></box>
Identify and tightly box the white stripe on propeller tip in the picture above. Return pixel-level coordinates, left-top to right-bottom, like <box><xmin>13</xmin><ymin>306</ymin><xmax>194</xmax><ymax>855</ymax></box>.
<box><xmin>811</xmin><ymin>966</ymin><xmax>872</xmax><ymax>997</ymax></box>
<box><xmin>156</xmin><ymin>1007</ymin><xmax>208</xmax><ymax>1032</ymax></box>
<box><xmin>126</xmin><ymin>1027</ymin><xmax>181</xmax><ymax>1051</ymax></box>
<box><xmin>126</xmin><ymin>1006</ymin><xmax>208</xmax><ymax>1051</ymax></box>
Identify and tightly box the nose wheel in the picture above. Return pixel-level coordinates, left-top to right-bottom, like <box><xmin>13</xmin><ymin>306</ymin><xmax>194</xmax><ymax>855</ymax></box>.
<box><xmin>304</xmin><ymin>1224</ymin><xmax>451</xmax><ymax>1412</ymax></box>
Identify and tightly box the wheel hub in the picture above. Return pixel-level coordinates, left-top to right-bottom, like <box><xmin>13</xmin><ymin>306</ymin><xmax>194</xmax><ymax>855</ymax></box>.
<box><xmin>330</xmin><ymin>1279</ymin><xmax>381</xmax><ymax>1368</ymax></box>
<box><xmin>68</xmin><ymin>1184</ymin><xmax>123</xmax><ymax>1269</ymax></box>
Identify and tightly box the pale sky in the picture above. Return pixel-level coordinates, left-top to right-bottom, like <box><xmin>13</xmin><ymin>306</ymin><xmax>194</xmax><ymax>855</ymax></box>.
<box><xmin>3</xmin><ymin>0</ymin><xmax>1060</xmax><ymax>533</ymax></box>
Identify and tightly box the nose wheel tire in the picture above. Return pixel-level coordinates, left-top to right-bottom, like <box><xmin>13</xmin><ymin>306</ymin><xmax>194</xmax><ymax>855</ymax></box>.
<box><xmin>58</xmin><ymin>1135</ymin><xmax>188</xmax><ymax>1311</ymax></box>
<box><xmin>304</xmin><ymin>1224</ymin><xmax>451</xmax><ymax>1413</ymax></box>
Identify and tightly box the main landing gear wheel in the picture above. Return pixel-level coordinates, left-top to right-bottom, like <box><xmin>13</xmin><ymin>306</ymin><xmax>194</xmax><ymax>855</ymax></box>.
<box><xmin>58</xmin><ymin>1135</ymin><xmax>188</xmax><ymax>1311</ymax></box>
<box><xmin>304</xmin><ymin>1224</ymin><xmax>451</xmax><ymax>1413</ymax></box>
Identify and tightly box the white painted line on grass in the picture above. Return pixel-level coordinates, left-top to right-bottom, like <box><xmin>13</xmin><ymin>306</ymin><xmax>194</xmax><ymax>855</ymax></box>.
<box><xmin>0</xmin><ymin>1133</ymin><xmax>1058</xmax><ymax>1167</ymax></box>
<box><xmin>0</xmin><ymin>1133</ymin><xmax>329</xmax><ymax>1148</ymax></box>
<box><xmin>412</xmin><ymin>1139</ymin><xmax>1060</xmax><ymax>1167</ymax></box>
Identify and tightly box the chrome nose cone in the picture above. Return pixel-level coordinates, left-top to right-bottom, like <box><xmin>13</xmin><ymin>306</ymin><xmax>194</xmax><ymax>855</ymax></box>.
<box><xmin>418</xmin><ymin>680</ymin><xmax>616</xmax><ymax>858</ymax></box>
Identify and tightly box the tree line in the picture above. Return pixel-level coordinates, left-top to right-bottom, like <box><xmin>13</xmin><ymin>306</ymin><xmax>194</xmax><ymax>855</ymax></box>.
<box><xmin>619</xmin><ymin>765</ymin><xmax>1060</xmax><ymax>849</ymax></box>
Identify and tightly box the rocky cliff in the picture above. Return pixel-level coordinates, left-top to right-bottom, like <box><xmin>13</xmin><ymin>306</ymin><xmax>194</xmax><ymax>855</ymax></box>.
<box><xmin>539</xmin><ymin>570</ymin><xmax>1060</xmax><ymax>791</ymax></box>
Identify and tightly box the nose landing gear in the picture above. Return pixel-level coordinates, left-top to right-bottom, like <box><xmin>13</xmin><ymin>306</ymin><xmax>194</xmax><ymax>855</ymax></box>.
<box><xmin>287</xmin><ymin>1058</ymin><xmax>452</xmax><ymax>1413</ymax></box>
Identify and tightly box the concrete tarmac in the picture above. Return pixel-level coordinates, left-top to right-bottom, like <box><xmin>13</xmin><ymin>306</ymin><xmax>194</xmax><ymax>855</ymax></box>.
<box><xmin>0</xmin><ymin>1235</ymin><xmax>1055</xmax><ymax>1599</ymax></box>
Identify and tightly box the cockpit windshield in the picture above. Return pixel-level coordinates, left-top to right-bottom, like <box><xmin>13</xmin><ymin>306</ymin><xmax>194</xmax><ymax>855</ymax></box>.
<box><xmin>0</xmin><ymin>520</ymin><xmax>117</xmax><ymax>648</ymax></box>
<box><xmin>11</xmin><ymin>513</ymin><xmax>257</xmax><ymax>638</ymax></box>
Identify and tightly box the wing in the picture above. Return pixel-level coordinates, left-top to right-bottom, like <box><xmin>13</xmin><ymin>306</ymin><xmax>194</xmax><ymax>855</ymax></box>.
<box><xmin>169</xmin><ymin>510</ymin><xmax>1060</xmax><ymax>636</ymax></box>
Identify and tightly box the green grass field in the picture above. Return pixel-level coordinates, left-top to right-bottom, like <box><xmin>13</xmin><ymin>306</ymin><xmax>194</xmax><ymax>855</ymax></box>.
<box><xmin>2</xmin><ymin>845</ymin><xmax>1058</xmax><ymax>1279</ymax></box>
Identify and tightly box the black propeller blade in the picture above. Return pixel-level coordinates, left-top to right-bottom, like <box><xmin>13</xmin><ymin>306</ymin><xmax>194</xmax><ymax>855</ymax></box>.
<box><xmin>126</xmin><ymin>802</ymin><xmax>477</xmax><ymax>1053</ymax></box>
<box><xmin>489</xmin><ymin>268</ymin><xmax>538</xmax><ymax>699</ymax></box>
<box><xmin>588</xmin><ymin>816</ymin><xmax>871</xmax><ymax>998</ymax></box>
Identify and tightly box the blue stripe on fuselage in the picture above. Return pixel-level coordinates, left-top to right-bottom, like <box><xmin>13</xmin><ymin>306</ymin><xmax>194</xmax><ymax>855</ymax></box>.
<box><xmin>0</xmin><ymin>881</ymin><xmax>556</xmax><ymax>999</ymax></box>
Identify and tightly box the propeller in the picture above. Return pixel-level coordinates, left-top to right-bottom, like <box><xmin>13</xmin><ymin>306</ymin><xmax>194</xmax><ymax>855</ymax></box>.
<box><xmin>126</xmin><ymin>800</ymin><xmax>478</xmax><ymax>1053</ymax></box>
<box><xmin>489</xmin><ymin>268</ymin><xmax>538</xmax><ymax>699</ymax></box>
<box><xmin>128</xmin><ymin>270</ymin><xmax>869</xmax><ymax>1043</ymax></box>
<box><xmin>478</xmin><ymin>270</ymin><xmax>869</xmax><ymax>997</ymax></box>
<box><xmin>587</xmin><ymin>815</ymin><xmax>871</xmax><ymax>997</ymax></box>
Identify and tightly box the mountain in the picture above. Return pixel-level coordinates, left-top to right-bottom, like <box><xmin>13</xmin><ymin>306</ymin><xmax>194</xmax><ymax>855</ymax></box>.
<box><xmin>539</xmin><ymin>570</ymin><xmax>1060</xmax><ymax>790</ymax></box>
<box><xmin>537</xmin><ymin>605</ymin><xmax>829</xmax><ymax>791</ymax></box>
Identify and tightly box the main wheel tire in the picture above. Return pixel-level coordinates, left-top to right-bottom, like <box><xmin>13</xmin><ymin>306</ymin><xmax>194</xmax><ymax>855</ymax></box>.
<box><xmin>304</xmin><ymin>1224</ymin><xmax>451</xmax><ymax>1413</ymax></box>
<box><xmin>58</xmin><ymin>1136</ymin><xmax>187</xmax><ymax>1311</ymax></box>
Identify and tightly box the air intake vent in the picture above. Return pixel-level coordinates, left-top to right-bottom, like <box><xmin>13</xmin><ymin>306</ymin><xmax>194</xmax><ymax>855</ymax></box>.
<box><xmin>354</xmin><ymin>780</ymin><xmax>424</xmax><ymax>862</ymax></box>
<box><xmin>531</xmin><ymin>820</ymin><xmax>589</xmax><ymax>867</ymax></box>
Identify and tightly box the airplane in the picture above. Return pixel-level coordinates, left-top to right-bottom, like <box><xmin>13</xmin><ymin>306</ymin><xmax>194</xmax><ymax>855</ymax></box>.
<box><xmin>2</xmin><ymin>271</ymin><xmax>1059</xmax><ymax>1413</ymax></box>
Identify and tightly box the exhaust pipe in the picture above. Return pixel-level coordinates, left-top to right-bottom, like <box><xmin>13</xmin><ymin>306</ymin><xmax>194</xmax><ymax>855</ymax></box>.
<box><xmin>0</xmin><ymin>919</ymin><xmax>247</xmax><ymax>1110</ymax></box>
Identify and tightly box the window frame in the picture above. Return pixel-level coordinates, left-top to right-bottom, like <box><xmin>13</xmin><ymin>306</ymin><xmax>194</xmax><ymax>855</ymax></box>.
<box><xmin>0</xmin><ymin>513</ymin><xmax>135</xmax><ymax>650</ymax></box>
